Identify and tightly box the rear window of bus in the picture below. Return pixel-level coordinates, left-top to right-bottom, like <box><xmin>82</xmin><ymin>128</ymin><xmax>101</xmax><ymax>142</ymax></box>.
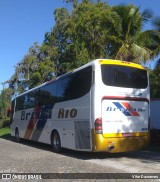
<box><xmin>101</xmin><ymin>64</ymin><xmax>148</xmax><ymax>89</ymax></box>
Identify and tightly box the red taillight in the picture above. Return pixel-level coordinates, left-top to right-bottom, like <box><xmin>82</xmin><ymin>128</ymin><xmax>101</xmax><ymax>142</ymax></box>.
<box><xmin>95</xmin><ymin>117</ymin><xmax>102</xmax><ymax>134</ymax></box>
<box><xmin>7</xmin><ymin>107</ymin><xmax>12</xmax><ymax>112</ymax></box>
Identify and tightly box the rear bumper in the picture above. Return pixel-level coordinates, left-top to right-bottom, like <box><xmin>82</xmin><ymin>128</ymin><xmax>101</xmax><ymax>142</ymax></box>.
<box><xmin>92</xmin><ymin>130</ymin><xmax>150</xmax><ymax>153</ymax></box>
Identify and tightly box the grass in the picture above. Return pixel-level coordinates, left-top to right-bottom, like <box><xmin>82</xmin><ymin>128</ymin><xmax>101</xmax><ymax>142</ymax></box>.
<box><xmin>0</xmin><ymin>127</ymin><xmax>10</xmax><ymax>137</ymax></box>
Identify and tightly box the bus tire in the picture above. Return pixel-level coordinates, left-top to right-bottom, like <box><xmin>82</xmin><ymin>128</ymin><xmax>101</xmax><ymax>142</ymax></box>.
<box><xmin>51</xmin><ymin>131</ymin><xmax>61</xmax><ymax>153</ymax></box>
<box><xmin>15</xmin><ymin>128</ymin><xmax>21</xmax><ymax>142</ymax></box>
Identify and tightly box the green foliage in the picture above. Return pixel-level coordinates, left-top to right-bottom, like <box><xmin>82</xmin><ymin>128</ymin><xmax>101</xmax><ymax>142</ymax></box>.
<box><xmin>10</xmin><ymin>42</ymin><xmax>56</xmax><ymax>92</ymax></box>
<box><xmin>65</xmin><ymin>2</ymin><xmax>111</xmax><ymax>62</ymax></box>
<box><xmin>29</xmin><ymin>72</ymin><xmax>41</xmax><ymax>88</ymax></box>
<box><xmin>149</xmin><ymin>59</ymin><xmax>160</xmax><ymax>98</ymax></box>
<box><xmin>0</xmin><ymin>88</ymin><xmax>12</xmax><ymax>128</ymax></box>
<box><xmin>9</xmin><ymin>1</ymin><xmax>160</xmax><ymax>94</ymax></box>
<box><xmin>0</xmin><ymin>116</ymin><xmax>10</xmax><ymax>129</ymax></box>
<box><xmin>149</xmin><ymin>16</ymin><xmax>160</xmax><ymax>98</ymax></box>
<box><xmin>0</xmin><ymin>89</ymin><xmax>12</xmax><ymax>117</ymax></box>
<box><xmin>150</xmin><ymin>17</ymin><xmax>160</xmax><ymax>57</ymax></box>
<box><xmin>111</xmin><ymin>5</ymin><xmax>154</xmax><ymax>63</ymax></box>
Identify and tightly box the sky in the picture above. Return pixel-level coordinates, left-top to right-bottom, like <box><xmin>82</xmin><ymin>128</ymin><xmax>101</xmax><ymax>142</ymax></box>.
<box><xmin>0</xmin><ymin>0</ymin><xmax>160</xmax><ymax>92</ymax></box>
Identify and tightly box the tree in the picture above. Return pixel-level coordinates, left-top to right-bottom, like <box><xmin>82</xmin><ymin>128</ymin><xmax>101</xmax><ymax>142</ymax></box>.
<box><xmin>65</xmin><ymin>0</ymin><xmax>79</xmax><ymax>9</ymax></box>
<box><xmin>107</xmin><ymin>5</ymin><xmax>155</xmax><ymax>63</ymax></box>
<box><xmin>149</xmin><ymin>59</ymin><xmax>160</xmax><ymax>98</ymax></box>
<box><xmin>0</xmin><ymin>88</ymin><xmax>12</xmax><ymax>128</ymax></box>
<box><xmin>150</xmin><ymin>16</ymin><xmax>160</xmax><ymax>57</ymax></box>
<box><xmin>147</xmin><ymin>16</ymin><xmax>160</xmax><ymax>98</ymax></box>
<box><xmin>10</xmin><ymin>42</ymin><xmax>57</xmax><ymax>93</ymax></box>
<box><xmin>50</xmin><ymin>2</ymin><xmax>158</xmax><ymax>70</ymax></box>
<box><xmin>66</xmin><ymin>2</ymin><xmax>111</xmax><ymax>61</ymax></box>
<box><xmin>10</xmin><ymin>1</ymin><xmax>160</xmax><ymax>93</ymax></box>
<box><xmin>52</xmin><ymin>1</ymin><xmax>117</xmax><ymax>69</ymax></box>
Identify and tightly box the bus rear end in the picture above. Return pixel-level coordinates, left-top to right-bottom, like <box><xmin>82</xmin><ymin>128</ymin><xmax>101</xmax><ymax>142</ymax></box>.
<box><xmin>93</xmin><ymin>60</ymin><xmax>150</xmax><ymax>152</ymax></box>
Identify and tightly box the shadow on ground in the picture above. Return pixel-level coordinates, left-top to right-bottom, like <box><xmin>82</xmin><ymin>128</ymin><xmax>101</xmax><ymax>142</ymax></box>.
<box><xmin>1</xmin><ymin>133</ymin><xmax>160</xmax><ymax>163</ymax></box>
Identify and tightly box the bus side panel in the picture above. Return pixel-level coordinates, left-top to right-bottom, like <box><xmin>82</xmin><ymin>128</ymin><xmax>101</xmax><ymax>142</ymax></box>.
<box><xmin>74</xmin><ymin>120</ymin><xmax>90</xmax><ymax>149</ymax></box>
<box><xmin>38</xmin><ymin>93</ymin><xmax>92</xmax><ymax>151</ymax></box>
<box><xmin>11</xmin><ymin>93</ymin><xmax>92</xmax><ymax>152</ymax></box>
<box><xmin>11</xmin><ymin>108</ymin><xmax>35</xmax><ymax>138</ymax></box>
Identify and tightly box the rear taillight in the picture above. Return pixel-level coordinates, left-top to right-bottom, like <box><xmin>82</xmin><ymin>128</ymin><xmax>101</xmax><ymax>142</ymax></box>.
<box><xmin>95</xmin><ymin>117</ymin><xmax>102</xmax><ymax>134</ymax></box>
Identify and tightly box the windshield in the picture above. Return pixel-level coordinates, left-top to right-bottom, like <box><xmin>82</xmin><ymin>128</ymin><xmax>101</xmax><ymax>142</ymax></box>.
<box><xmin>101</xmin><ymin>65</ymin><xmax>148</xmax><ymax>89</ymax></box>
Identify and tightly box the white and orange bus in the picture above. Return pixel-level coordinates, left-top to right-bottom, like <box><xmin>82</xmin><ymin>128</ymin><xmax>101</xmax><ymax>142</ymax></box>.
<box><xmin>10</xmin><ymin>59</ymin><xmax>150</xmax><ymax>153</ymax></box>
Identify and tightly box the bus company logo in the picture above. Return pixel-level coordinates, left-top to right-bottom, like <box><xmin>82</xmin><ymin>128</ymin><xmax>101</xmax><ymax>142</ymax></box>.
<box><xmin>106</xmin><ymin>102</ymin><xmax>145</xmax><ymax>116</ymax></box>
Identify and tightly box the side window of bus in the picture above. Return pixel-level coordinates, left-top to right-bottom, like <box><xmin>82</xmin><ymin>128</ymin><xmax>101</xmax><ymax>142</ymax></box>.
<box><xmin>24</xmin><ymin>92</ymin><xmax>36</xmax><ymax>109</ymax></box>
<box><xmin>38</xmin><ymin>83</ymin><xmax>57</xmax><ymax>106</ymax></box>
<box><xmin>75</xmin><ymin>66</ymin><xmax>92</xmax><ymax>98</ymax></box>
<box><xmin>16</xmin><ymin>96</ymin><xmax>25</xmax><ymax>111</ymax></box>
<box><xmin>56</xmin><ymin>66</ymin><xmax>92</xmax><ymax>102</ymax></box>
<box><xmin>57</xmin><ymin>75</ymin><xmax>75</xmax><ymax>102</ymax></box>
<box><xmin>44</xmin><ymin>83</ymin><xmax>57</xmax><ymax>104</ymax></box>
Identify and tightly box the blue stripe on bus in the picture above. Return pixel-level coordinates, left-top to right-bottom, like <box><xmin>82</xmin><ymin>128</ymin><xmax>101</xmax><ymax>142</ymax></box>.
<box><xmin>31</xmin><ymin>104</ymin><xmax>54</xmax><ymax>141</ymax></box>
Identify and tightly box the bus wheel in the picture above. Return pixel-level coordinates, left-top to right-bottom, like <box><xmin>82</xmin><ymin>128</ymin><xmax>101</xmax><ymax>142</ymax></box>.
<box><xmin>51</xmin><ymin>131</ymin><xmax>61</xmax><ymax>153</ymax></box>
<box><xmin>15</xmin><ymin>128</ymin><xmax>21</xmax><ymax>142</ymax></box>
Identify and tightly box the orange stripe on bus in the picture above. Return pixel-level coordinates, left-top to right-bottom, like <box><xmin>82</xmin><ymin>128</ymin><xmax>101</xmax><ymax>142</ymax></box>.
<box><xmin>24</xmin><ymin>106</ymin><xmax>41</xmax><ymax>139</ymax></box>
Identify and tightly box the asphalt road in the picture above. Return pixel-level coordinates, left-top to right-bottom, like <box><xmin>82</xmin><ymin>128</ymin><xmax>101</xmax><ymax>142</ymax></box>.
<box><xmin>0</xmin><ymin>135</ymin><xmax>160</xmax><ymax>182</ymax></box>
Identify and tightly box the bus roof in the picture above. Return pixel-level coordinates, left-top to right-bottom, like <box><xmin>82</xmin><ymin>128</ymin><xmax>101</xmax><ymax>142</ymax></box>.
<box><xmin>97</xmin><ymin>59</ymin><xmax>146</xmax><ymax>70</ymax></box>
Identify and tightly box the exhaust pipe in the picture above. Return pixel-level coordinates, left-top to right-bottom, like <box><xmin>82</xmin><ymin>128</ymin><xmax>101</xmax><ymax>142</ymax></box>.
<box><xmin>107</xmin><ymin>145</ymin><xmax>115</xmax><ymax>151</ymax></box>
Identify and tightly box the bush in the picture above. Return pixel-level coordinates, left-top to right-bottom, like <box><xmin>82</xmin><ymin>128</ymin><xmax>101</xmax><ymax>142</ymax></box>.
<box><xmin>0</xmin><ymin>116</ymin><xmax>11</xmax><ymax>129</ymax></box>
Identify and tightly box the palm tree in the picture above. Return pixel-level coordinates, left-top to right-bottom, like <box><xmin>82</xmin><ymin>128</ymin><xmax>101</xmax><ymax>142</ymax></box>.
<box><xmin>151</xmin><ymin>16</ymin><xmax>160</xmax><ymax>57</ymax></box>
<box><xmin>108</xmin><ymin>4</ymin><xmax>155</xmax><ymax>63</ymax></box>
<box><xmin>149</xmin><ymin>58</ymin><xmax>160</xmax><ymax>98</ymax></box>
